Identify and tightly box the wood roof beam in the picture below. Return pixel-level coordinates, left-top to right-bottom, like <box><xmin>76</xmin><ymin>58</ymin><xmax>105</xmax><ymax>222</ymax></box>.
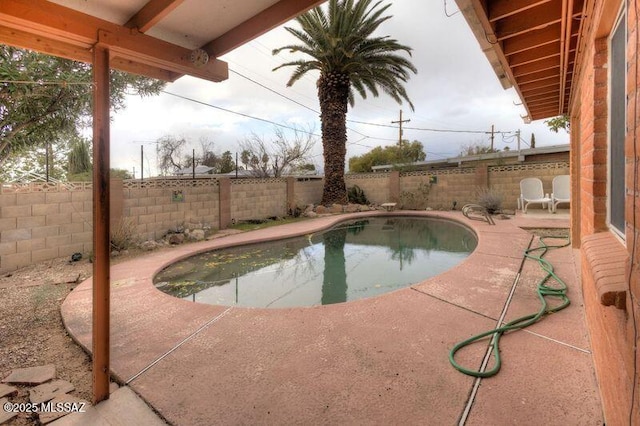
<box><xmin>512</xmin><ymin>57</ymin><xmax>560</xmax><ymax>77</ymax></box>
<box><xmin>495</xmin><ymin>0</ymin><xmax>562</xmax><ymax>41</ymax></box>
<box><xmin>520</xmin><ymin>78</ymin><xmax>560</xmax><ymax>93</ymax></box>
<box><xmin>204</xmin><ymin>0</ymin><xmax>324</xmax><ymax>57</ymax></box>
<box><xmin>488</xmin><ymin>0</ymin><xmax>553</xmax><ymax>22</ymax></box>
<box><xmin>125</xmin><ymin>0</ymin><xmax>186</xmax><ymax>33</ymax></box>
<box><xmin>0</xmin><ymin>24</ymin><xmax>181</xmax><ymax>81</ymax></box>
<box><xmin>508</xmin><ymin>42</ymin><xmax>560</xmax><ymax>67</ymax></box>
<box><xmin>503</xmin><ymin>23</ymin><xmax>561</xmax><ymax>56</ymax></box>
<box><xmin>0</xmin><ymin>0</ymin><xmax>228</xmax><ymax>82</ymax></box>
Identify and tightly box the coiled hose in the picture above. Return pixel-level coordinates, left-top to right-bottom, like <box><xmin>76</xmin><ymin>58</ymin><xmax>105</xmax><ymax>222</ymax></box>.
<box><xmin>449</xmin><ymin>235</ymin><xmax>571</xmax><ymax>377</ymax></box>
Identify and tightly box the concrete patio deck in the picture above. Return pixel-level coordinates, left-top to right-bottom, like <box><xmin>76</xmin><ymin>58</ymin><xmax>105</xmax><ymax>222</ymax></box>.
<box><xmin>60</xmin><ymin>209</ymin><xmax>603</xmax><ymax>425</ymax></box>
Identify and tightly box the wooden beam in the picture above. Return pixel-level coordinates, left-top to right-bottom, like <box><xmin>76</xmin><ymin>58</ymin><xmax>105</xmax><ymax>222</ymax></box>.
<box><xmin>0</xmin><ymin>24</ymin><xmax>181</xmax><ymax>81</ymax></box>
<box><xmin>516</xmin><ymin>67</ymin><xmax>561</xmax><ymax>84</ymax></box>
<box><xmin>520</xmin><ymin>78</ymin><xmax>560</xmax><ymax>93</ymax></box>
<box><xmin>526</xmin><ymin>90</ymin><xmax>561</xmax><ymax>103</ymax></box>
<box><xmin>92</xmin><ymin>43</ymin><xmax>111</xmax><ymax>405</ymax></box>
<box><xmin>495</xmin><ymin>0</ymin><xmax>562</xmax><ymax>41</ymax></box>
<box><xmin>0</xmin><ymin>0</ymin><xmax>227</xmax><ymax>82</ymax></box>
<box><xmin>126</xmin><ymin>0</ymin><xmax>186</xmax><ymax>33</ymax></box>
<box><xmin>503</xmin><ymin>24</ymin><xmax>561</xmax><ymax>56</ymax></box>
<box><xmin>204</xmin><ymin>0</ymin><xmax>325</xmax><ymax>57</ymax></box>
<box><xmin>513</xmin><ymin>57</ymin><xmax>560</xmax><ymax>77</ymax></box>
<box><xmin>508</xmin><ymin>42</ymin><xmax>560</xmax><ymax>67</ymax></box>
<box><xmin>489</xmin><ymin>0</ymin><xmax>553</xmax><ymax>22</ymax></box>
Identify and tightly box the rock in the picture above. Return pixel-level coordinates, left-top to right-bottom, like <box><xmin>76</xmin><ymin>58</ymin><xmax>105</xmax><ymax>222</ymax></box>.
<box><xmin>304</xmin><ymin>211</ymin><xmax>318</xmax><ymax>218</ymax></box>
<box><xmin>315</xmin><ymin>205</ymin><xmax>329</xmax><ymax>214</ymax></box>
<box><xmin>30</xmin><ymin>379</ymin><xmax>74</xmax><ymax>404</ymax></box>
<box><xmin>139</xmin><ymin>240</ymin><xmax>159</xmax><ymax>251</ymax></box>
<box><xmin>304</xmin><ymin>204</ymin><xmax>315</xmax><ymax>213</ymax></box>
<box><xmin>2</xmin><ymin>364</ymin><xmax>55</xmax><ymax>385</ymax></box>
<box><xmin>188</xmin><ymin>229</ymin><xmax>205</xmax><ymax>241</ymax></box>
<box><xmin>360</xmin><ymin>205</ymin><xmax>371</xmax><ymax>211</ymax></box>
<box><xmin>345</xmin><ymin>203</ymin><xmax>360</xmax><ymax>213</ymax></box>
<box><xmin>331</xmin><ymin>204</ymin><xmax>344</xmax><ymax>213</ymax></box>
<box><xmin>0</xmin><ymin>384</ymin><xmax>17</xmax><ymax>398</ymax></box>
<box><xmin>111</xmin><ymin>250</ymin><xmax>120</xmax><ymax>257</ymax></box>
<box><xmin>167</xmin><ymin>234</ymin><xmax>185</xmax><ymax>245</ymax></box>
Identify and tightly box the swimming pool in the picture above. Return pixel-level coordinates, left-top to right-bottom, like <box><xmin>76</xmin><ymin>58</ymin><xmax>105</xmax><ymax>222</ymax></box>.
<box><xmin>154</xmin><ymin>216</ymin><xmax>477</xmax><ymax>308</ymax></box>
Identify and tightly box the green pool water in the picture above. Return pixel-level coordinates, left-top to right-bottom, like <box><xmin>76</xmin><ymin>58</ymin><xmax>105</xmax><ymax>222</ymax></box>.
<box><xmin>154</xmin><ymin>216</ymin><xmax>477</xmax><ymax>308</ymax></box>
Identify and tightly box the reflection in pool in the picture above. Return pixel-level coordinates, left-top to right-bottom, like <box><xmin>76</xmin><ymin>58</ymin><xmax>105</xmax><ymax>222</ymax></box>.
<box><xmin>154</xmin><ymin>217</ymin><xmax>477</xmax><ymax>308</ymax></box>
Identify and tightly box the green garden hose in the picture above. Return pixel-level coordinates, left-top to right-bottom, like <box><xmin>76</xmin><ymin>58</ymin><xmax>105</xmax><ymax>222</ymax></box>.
<box><xmin>449</xmin><ymin>235</ymin><xmax>571</xmax><ymax>378</ymax></box>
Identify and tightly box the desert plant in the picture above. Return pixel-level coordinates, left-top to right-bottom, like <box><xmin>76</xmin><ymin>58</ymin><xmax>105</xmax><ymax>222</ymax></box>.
<box><xmin>110</xmin><ymin>217</ymin><xmax>138</xmax><ymax>251</ymax></box>
<box><xmin>476</xmin><ymin>188</ymin><xmax>503</xmax><ymax>214</ymax></box>
<box><xmin>399</xmin><ymin>182</ymin><xmax>431</xmax><ymax>210</ymax></box>
<box><xmin>347</xmin><ymin>185</ymin><xmax>369</xmax><ymax>205</ymax></box>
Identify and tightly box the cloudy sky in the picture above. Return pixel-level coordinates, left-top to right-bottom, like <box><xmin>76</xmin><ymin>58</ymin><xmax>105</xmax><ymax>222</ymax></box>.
<box><xmin>110</xmin><ymin>0</ymin><xmax>570</xmax><ymax>177</ymax></box>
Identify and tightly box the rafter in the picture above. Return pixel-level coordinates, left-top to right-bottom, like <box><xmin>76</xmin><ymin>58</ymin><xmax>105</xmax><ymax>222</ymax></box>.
<box><xmin>512</xmin><ymin>57</ymin><xmax>560</xmax><ymax>77</ymax></box>
<box><xmin>503</xmin><ymin>24</ymin><xmax>561</xmax><ymax>56</ymax></box>
<box><xmin>495</xmin><ymin>0</ymin><xmax>562</xmax><ymax>41</ymax></box>
<box><xmin>508</xmin><ymin>42</ymin><xmax>560</xmax><ymax>67</ymax></box>
<box><xmin>0</xmin><ymin>0</ymin><xmax>227</xmax><ymax>82</ymax></box>
<box><xmin>204</xmin><ymin>0</ymin><xmax>324</xmax><ymax>57</ymax></box>
<box><xmin>125</xmin><ymin>0</ymin><xmax>186</xmax><ymax>33</ymax></box>
<box><xmin>488</xmin><ymin>0</ymin><xmax>553</xmax><ymax>22</ymax></box>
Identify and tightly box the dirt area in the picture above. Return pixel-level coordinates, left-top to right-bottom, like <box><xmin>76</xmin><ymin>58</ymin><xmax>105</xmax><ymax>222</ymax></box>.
<box><xmin>0</xmin><ymin>228</ymin><xmax>247</xmax><ymax>425</ymax></box>
<box><xmin>0</xmin><ymin>251</ymin><xmax>146</xmax><ymax>425</ymax></box>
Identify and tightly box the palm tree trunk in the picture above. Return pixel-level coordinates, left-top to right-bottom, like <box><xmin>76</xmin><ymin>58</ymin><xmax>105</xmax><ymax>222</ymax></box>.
<box><xmin>318</xmin><ymin>72</ymin><xmax>349</xmax><ymax>205</ymax></box>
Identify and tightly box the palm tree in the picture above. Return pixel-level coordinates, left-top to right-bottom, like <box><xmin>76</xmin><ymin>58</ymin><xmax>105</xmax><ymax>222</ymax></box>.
<box><xmin>273</xmin><ymin>0</ymin><xmax>417</xmax><ymax>205</ymax></box>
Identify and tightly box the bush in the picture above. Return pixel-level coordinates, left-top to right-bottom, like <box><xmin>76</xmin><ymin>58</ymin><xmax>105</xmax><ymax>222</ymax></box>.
<box><xmin>347</xmin><ymin>185</ymin><xmax>369</xmax><ymax>205</ymax></box>
<box><xmin>110</xmin><ymin>217</ymin><xmax>138</xmax><ymax>251</ymax></box>
<box><xmin>476</xmin><ymin>188</ymin><xmax>502</xmax><ymax>214</ymax></box>
<box><xmin>399</xmin><ymin>182</ymin><xmax>431</xmax><ymax>210</ymax></box>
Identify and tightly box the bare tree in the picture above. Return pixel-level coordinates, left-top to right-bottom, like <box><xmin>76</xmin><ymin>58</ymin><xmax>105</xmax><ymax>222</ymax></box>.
<box><xmin>156</xmin><ymin>135</ymin><xmax>187</xmax><ymax>175</ymax></box>
<box><xmin>239</xmin><ymin>127</ymin><xmax>316</xmax><ymax>178</ymax></box>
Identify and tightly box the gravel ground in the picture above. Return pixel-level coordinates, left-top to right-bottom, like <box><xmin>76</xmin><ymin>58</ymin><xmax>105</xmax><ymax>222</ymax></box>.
<box><xmin>0</xmin><ymin>256</ymin><xmax>95</xmax><ymax>425</ymax></box>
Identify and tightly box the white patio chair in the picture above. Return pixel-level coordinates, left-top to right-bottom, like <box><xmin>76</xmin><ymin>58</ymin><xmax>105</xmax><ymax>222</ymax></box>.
<box><xmin>551</xmin><ymin>175</ymin><xmax>570</xmax><ymax>213</ymax></box>
<box><xmin>519</xmin><ymin>177</ymin><xmax>551</xmax><ymax>213</ymax></box>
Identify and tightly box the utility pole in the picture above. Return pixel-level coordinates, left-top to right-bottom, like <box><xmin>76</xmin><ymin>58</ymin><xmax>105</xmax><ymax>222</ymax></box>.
<box><xmin>140</xmin><ymin>145</ymin><xmax>144</xmax><ymax>182</ymax></box>
<box><xmin>391</xmin><ymin>109</ymin><xmax>410</xmax><ymax>146</ymax></box>
<box><xmin>490</xmin><ymin>124</ymin><xmax>495</xmax><ymax>151</ymax></box>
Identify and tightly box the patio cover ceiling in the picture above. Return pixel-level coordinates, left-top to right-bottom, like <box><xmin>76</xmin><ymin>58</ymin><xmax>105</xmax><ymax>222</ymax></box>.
<box><xmin>455</xmin><ymin>0</ymin><xmax>586</xmax><ymax>121</ymax></box>
<box><xmin>0</xmin><ymin>0</ymin><xmax>325</xmax><ymax>83</ymax></box>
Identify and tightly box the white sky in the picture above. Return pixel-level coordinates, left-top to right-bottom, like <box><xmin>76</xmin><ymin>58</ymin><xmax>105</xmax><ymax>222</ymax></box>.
<box><xmin>110</xmin><ymin>0</ymin><xmax>569</xmax><ymax>177</ymax></box>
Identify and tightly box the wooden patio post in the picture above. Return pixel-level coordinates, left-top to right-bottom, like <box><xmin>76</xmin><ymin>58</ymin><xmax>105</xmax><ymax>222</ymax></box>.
<box><xmin>92</xmin><ymin>43</ymin><xmax>111</xmax><ymax>404</ymax></box>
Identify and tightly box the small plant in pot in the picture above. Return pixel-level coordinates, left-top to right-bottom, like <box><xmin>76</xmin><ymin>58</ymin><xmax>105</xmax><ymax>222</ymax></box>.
<box><xmin>476</xmin><ymin>188</ymin><xmax>502</xmax><ymax>214</ymax></box>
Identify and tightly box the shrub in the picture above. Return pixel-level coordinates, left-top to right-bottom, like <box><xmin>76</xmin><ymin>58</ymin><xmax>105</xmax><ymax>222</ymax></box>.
<box><xmin>110</xmin><ymin>217</ymin><xmax>138</xmax><ymax>251</ymax></box>
<box><xmin>399</xmin><ymin>182</ymin><xmax>431</xmax><ymax>210</ymax></box>
<box><xmin>476</xmin><ymin>188</ymin><xmax>502</xmax><ymax>214</ymax></box>
<box><xmin>347</xmin><ymin>185</ymin><xmax>369</xmax><ymax>205</ymax></box>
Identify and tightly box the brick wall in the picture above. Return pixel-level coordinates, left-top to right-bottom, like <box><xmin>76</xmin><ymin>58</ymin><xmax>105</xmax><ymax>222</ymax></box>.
<box><xmin>572</xmin><ymin>1</ymin><xmax>640</xmax><ymax>424</ymax></box>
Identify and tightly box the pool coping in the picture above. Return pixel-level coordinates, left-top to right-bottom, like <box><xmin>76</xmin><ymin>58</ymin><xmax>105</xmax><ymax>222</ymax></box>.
<box><xmin>61</xmin><ymin>210</ymin><xmax>604</xmax><ymax>425</ymax></box>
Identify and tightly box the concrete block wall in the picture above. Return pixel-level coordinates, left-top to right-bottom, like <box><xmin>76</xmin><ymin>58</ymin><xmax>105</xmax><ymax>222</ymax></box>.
<box><xmin>230</xmin><ymin>178</ymin><xmax>287</xmax><ymax>222</ymax></box>
<box><xmin>400</xmin><ymin>169</ymin><xmax>477</xmax><ymax>209</ymax></box>
<box><xmin>345</xmin><ymin>173</ymin><xmax>390</xmax><ymax>204</ymax></box>
<box><xmin>293</xmin><ymin>178</ymin><xmax>323</xmax><ymax>206</ymax></box>
<box><xmin>488</xmin><ymin>162</ymin><xmax>570</xmax><ymax>210</ymax></box>
<box><xmin>0</xmin><ymin>185</ymin><xmax>93</xmax><ymax>273</ymax></box>
<box><xmin>122</xmin><ymin>180</ymin><xmax>220</xmax><ymax>241</ymax></box>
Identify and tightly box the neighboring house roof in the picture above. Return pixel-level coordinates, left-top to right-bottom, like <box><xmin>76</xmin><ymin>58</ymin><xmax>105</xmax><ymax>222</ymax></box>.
<box><xmin>455</xmin><ymin>0</ymin><xmax>586</xmax><ymax>121</ymax></box>
<box><xmin>371</xmin><ymin>144</ymin><xmax>570</xmax><ymax>172</ymax></box>
<box><xmin>176</xmin><ymin>165</ymin><xmax>215</xmax><ymax>175</ymax></box>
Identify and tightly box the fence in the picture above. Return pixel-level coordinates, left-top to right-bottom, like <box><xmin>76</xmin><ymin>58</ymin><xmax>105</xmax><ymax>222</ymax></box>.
<box><xmin>0</xmin><ymin>161</ymin><xmax>568</xmax><ymax>273</ymax></box>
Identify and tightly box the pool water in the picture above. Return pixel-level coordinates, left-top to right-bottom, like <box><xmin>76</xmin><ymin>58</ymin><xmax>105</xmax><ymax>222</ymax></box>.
<box><xmin>154</xmin><ymin>217</ymin><xmax>477</xmax><ymax>308</ymax></box>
